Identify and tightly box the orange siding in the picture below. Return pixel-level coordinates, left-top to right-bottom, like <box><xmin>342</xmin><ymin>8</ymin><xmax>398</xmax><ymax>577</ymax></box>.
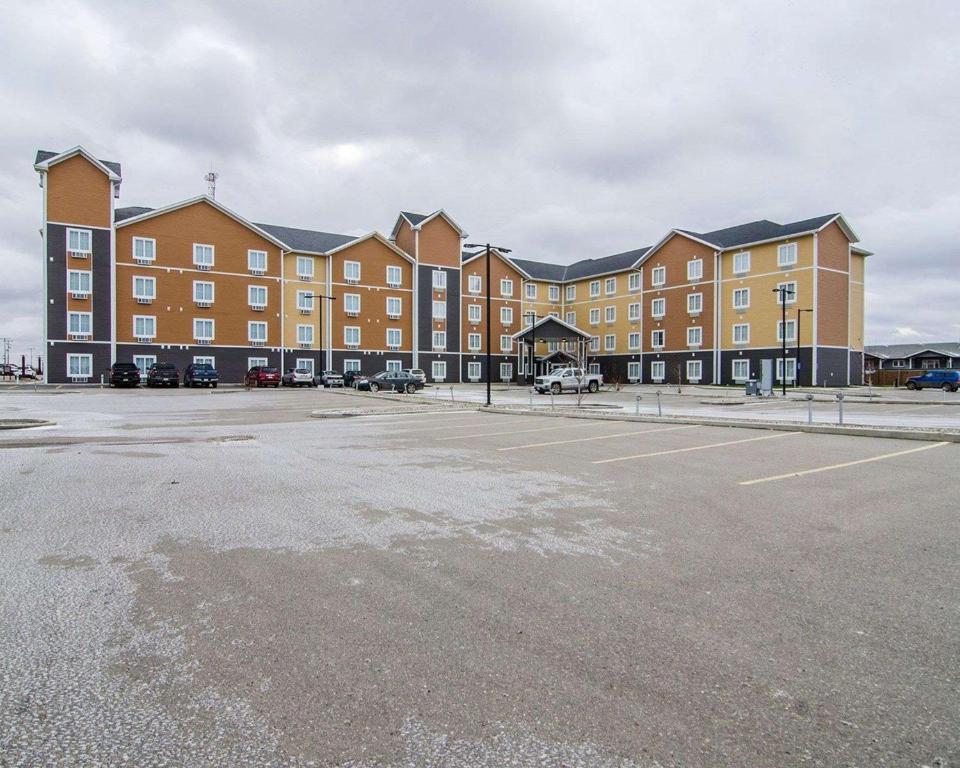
<box><xmin>46</xmin><ymin>154</ymin><xmax>112</xmax><ymax>228</ymax></box>
<box><xmin>417</xmin><ymin>216</ymin><xmax>461</xmax><ymax>267</ymax></box>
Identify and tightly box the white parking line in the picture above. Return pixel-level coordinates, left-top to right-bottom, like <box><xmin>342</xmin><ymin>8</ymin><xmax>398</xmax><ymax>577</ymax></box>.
<box><xmin>593</xmin><ymin>430</ymin><xmax>799</xmax><ymax>464</ymax></box>
<box><xmin>388</xmin><ymin>417</ymin><xmax>525</xmax><ymax>434</ymax></box>
<box><xmin>738</xmin><ymin>441</ymin><xmax>950</xmax><ymax>485</ymax></box>
<box><xmin>498</xmin><ymin>424</ymin><xmax>698</xmax><ymax>451</ymax></box>
<box><xmin>436</xmin><ymin>422</ymin><xmax>596</xmax><ymax>441</ymax></box>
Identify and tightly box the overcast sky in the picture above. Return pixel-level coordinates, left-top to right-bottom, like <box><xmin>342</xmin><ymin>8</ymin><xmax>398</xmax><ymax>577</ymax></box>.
<box><xmin>2</xmin><ymin>0</ymin><xmax>958</xmax><ymax>358</ymax></box>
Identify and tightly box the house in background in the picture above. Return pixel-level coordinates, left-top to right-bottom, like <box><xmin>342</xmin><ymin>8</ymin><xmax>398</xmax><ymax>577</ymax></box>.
<box><xmin>864</xmin><ymin>343</ymin><xmax>960</xmax><ymax>374</ymax></box>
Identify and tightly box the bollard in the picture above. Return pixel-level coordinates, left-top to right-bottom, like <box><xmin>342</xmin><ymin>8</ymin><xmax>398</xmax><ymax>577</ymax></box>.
<box><xmin>529</xmin><ymin>387</ymin><xmax>534</xmax><ymax>407</ymax></box>
<box><xmin>550</xmin><ymin>387</ymin><xmax>555</xmax><ymax>410</ymax></box>
<box><xmin>836</xmin><ymin>391</ymin><xmax>844</xmax><ymax>425</ymax></box>
<box><xmin>100</xmin><ymin>373</ymin><xmax>104</xmax><ymax>389</ymax></box>
<box><xmin>635</xmin><ymin>395</ymin><xmax>642</xmax><ymax>416</ymax></box>
<box><xmin>449</xmin><ymin>385</ymin><xmax>454</xmax><ymax>402</ymax></box>
<box><xmin>656</xmin><ymin>390</ymin><xmax>662</xmax><ymax>417</ymax></box>
<box><xmin>806</xmin><ymin>393</ymin><xmax>814</xmax><ymax>424</ymax></box>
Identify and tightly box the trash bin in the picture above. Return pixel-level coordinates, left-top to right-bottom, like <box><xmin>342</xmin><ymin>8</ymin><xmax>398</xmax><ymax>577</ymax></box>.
<box><xmin>745</xmin><ymin>379</ymin><xmax>759</xmax><ymax>396</ymax></box>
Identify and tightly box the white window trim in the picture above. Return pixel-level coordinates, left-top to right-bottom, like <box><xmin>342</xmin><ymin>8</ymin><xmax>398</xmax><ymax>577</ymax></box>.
<box><xmin>247</xmin><ymin>249</ymin><xmax>268</xmax><ymax>273</ymax></box>
<box><xmin>343</xmin><ymin>326</ymin><xmax>361</xmax><ymax>346</ymax></box>
<box><xmin>133</xmin><ymin>236</ymin><xmax>156</xmax><ymax>263</ymax></box>
<box><xmin>386</xmin><ymin>265</ymin><xmax>403</xmax><ymax>287</ymax></box>
<box><xmin>193</xmin><ymin>280</ymin><xmax>215</xmax><ymax>304</ymax></box>
<box><xmin>344</xmin><ymin>293</ymin><xmax>361</xmax><ymax>316</ymax></box>
<box><xmin>732</xmin><ymin>323</ymin><xmax>750</xmax><ymax>345</ymax></box>
<box><xmin>247</xmin><ymin>321</ymin><xmax>268</xmax><ymax>343</ymax></box>
<box><xmin>386</xmin><ymin>296</ymin><xmax>402</xmax><ymax>318</ymax></box>
<box><xmin>386</xmin><ymin>328</ymin><xmax>402</xmax><ymax>348</ymax></box>
<box><xmin>651</xmin><ymin>361</ymin><xmax>665</xmax><ymax>381</ymax></box>
<box><xmin>732</xmin><ymin>359</ymin><xmax>750</xmax><ymax>381</ymax></box>
<box><xmin>589</xmin><ymin>281</ymin><xmax>600</xmax><ymax>298</ymax></box>
<box><xmin>248</xmin><ymin>285</ymin><xmax>268</xmax><ymax>308</ymax></box>
<box><xmin>628</xmin><ymin>332</ymin><xmax>641</xmax><ymax>350</ymax></box>
<box><xmin>296</xmin><ymin>324</ymin><xmax>314</xmax><ymax>345</ymax></box>
<box><xmin>651</xmin><ymin>266</ymin><xmax>666</xmax><ymax>286</ymax></box>
<box><xmin>67</xmin><ymin>269</ymin><xmax>92</xmax><ymax>295</ymax></box>
<box><xmin>686</xmin><ymin>360</ymin><xmax>703</xmax><ymax>381</ymax></box>
<box><xmin>687</xmin><ymin>293</ymin><xmax>703</xmax><ymax>314</ymax></box>
<box><xmin>343</xmin><ymin>260</ymin><xmax>361</xmax><ymax>282</ymax></box>
<box><xmin>132</xmin><ymin>275</ymin><xmax>156</xmax><ymax>300</ymax></box>
<box><xmin>566</xmin><ymin>285</ymin><xmax>576</xmax><ymax>301</ymax></box>
<box><xmin>733</xmin><ymin>251</ymin><xmax>751</xmax><ymax>274</ymax></box>
<box><xmin>525</xmin><ymin>283</ymin><xmax>537</xmax><ymax>299</ymax></box>
<box><xmin>605</xmin><ymin>277</ymin><xmax>616</xmax><ymax>295</ymax></box>
<box><xmin>193</xmin><ymin>243</ymin><xmax>215</xmax><ymax>268</ymax></box>
<box><xmin>687</xmin><ymin>326</ymin><xmax>703</xmax><ymax>347</ymax></box>
<box><xmin>687</xmin><ymin>259</ymin><xmax>703</xmax><ymax>281</ymax></box>
<box><xmin>468</xmin><ymin>275</ymin><xmax>482</xmax><ymax>294</ymax></box>
<box><xmin>67</xmin><ymin>311</ymin><xmax>92</xmax><ymax>335</ymax></box>
<box><xmin>501</xmin><ymin>279</ymin><xmax>514</xmax><ymax>297</ymax></box>
<box><xmin>193</xmin><ymin>318</ymin><xmax>215</xmax><ymax>341</ymax></box>
<box><xmin>777</xmin><ymin>281</ymin><xmax>798</xmax><ymax>305</ymax></box>
<box><xmin>66</xmin><ymin>228</ymin><xmax>92</xmax><ymax>255</ymax></box>
<box><xmin>500</xmin><ymin>307</ymin><xmax>513</xmax><ymax>324</ymax></box>
<box><xmin>733</xmin><ymin>288</ymin><xmax>750</xmax><ymax>311</ymax></box>
<box><xmin>652</xmin><ymin>298</ymin><xmax>666</xmax><ymax>318</ymax></box>
<box><xmin>651</xmin><ymin>330</ymin><xmax>665</xmax><ymax>348</ymax></box>
<box><xmin>500</xmin><ymin>335</ymin><xmax>512</xmax><ymax>352</ymax></box>
<box><xmin>432</xmin><ymin>301</ymin><xmax>447</xmax><ymax>320</ymax></box>
<box><xmin>778</xmin><ymin>242</ymin><xmax>798</xmax><ymax>267</ymax></box>
<box><xmin>66</xmin><ymin>353</ymin><xmax>93</xmax><ymax>378</ymax></box>
<box><xmin>132</xmin><ymin>315</ymin><xmax>156</xmax><ymax>339</ymax></box>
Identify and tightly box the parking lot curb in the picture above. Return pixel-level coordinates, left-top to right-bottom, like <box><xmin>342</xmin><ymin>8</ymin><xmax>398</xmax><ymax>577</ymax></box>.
<box><xmin>480</xmin><ymin>406</ymin><xmax>960</xmax><ymax>443</ymax></box>
<box><xmin>0</xmin><ymin>419</ymin><xmax>55</xmax><ymax>430</ymax></box>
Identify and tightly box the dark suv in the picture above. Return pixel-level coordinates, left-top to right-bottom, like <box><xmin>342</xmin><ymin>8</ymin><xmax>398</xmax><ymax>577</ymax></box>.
<box><xmin>146</xmin><ymin>362</ymin><xmax>180</xmax><ymax>387</ymax></box>
<box><xmin>906</xmin><ymin>370</ymin><xmax>959</xmax><ymax>392</ymax></box>
<box><xmin>110</xmin><ymin>362</ymin><xmax>141</xmax><ymax>388</ymax></box>
<box><xmin>184</xmin><ymin>363</ymin><xmax>219</xmax><ymax>388</ymax></box>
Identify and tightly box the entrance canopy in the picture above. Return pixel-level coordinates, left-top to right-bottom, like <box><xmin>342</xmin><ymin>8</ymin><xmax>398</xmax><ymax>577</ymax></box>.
<box><xmin>511</xmin><ymin>315</ymin><xmax>591</xmax><ymax>343</ymax></box>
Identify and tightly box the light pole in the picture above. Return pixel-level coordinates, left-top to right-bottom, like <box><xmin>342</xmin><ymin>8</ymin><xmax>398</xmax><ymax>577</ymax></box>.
<box><xmin>772</xmin><ymin>286</ymin><xmax>796</xmax><ymax>396</ymax></box>
<box><xmin>796</xmin><ymin>308</ymin><xmax>813</xmax><ymax>387</ymax></box>
<box><xmin>464</xmin><ymin>242</ymin><xmax>512</xmax><ymax>407</ymax></box>
<box><xmin>303</xmin><ymin>293</ymin><xmax>337</xmax><ymax>375</ymax></box>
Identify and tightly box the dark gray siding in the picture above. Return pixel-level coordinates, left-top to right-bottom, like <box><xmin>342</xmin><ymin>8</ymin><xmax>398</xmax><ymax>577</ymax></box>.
<box><xmin>849</xmin><ymin>351</ymin><xmax>864</xmax><ymax>385</ymax></box>
<box><xmin>417</xmin><ymin>264</ymin><xmax>460</xmax><ymax>353</ymax></box>
<box><xmin>460</xmin><ymin>353</ymin><xmax>519</xmax><ymax>383</ymax></box>
<box><xmin>47</xmin><ymin>341</ymin><xmax>112</xmax><ymax>383</ymax></box>
<box><xmin>46</xmin><ymin>224</ymin><xmax>111</xmax><ymax>343</ymax></box>
<box><xmin>720</xmin><ymin>348</ymin><xmax>814</xmax><ymax>386</ymax></box>
<box><xmin>816</xmin><ymin>347</ymin><xmax>850</xmax><ymax>387</ymax></box>
<box><xmin>116</xmin><ymin>345</ymin><xmax>283</xmax><ymax>384</ymax></box>
<box><xmin>331</xmin><ymin>350</ymin><xmax>413</xmax><ymax>377</ymax></box>
<box><xmin>644</xmin><ymin>350</ymin><xmax>714</xmax><ymax>385</ymax></box>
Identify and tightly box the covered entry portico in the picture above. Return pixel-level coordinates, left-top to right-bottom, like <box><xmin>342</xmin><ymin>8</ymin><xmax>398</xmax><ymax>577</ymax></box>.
<box><xmin>512</xmin><ymin>315</ymin><xmax>593</xmax><ymax>384</ymax></box>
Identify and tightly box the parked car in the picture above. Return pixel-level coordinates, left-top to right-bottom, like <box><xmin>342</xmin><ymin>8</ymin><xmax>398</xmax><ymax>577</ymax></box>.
<box><xmin>245</xmin><ymin>365</ymin><xmax>281</xmax><ymax>388</ymax></box>
<box><xmin>110</xmin><ymin>362</ymin><xmax>141</xmax><ymax>388</ymax></box>
<box><xmin>184</xmin><ymin>363</ymin><xmax>219</xmax><ymax>388</ymax></box>
<box><xmin>146</xmin><ymin>362</ymin><xmax>180</xmax><ymax>387</ymax></box>
<box><xmin>342</xmin><ymin>369</ymin><xmax>366</xmax><ymax>388</ymax></box>
<box><xmin>534</xmin><ymin>367</ymin><xmax>603</xmax><ymax>395</ymax></box>
<box><xmin>282</xmin><ymin>367</ymin><xmax>317</xmax><ymax>387</ymax></box>
<box><xmin>17</xmin><ymin>366</ymin><xmax>38</xmax><ymax>380</ymax></box>
<box><xmin>0</xmin><ymin>363</ymin><xmax>16</xmax><ymax>378</ymax></box>
<box><xmin>905</xmin><ymin>370</ymin><xmax>959</xmax><ymax>392</ymax></box>
<box><xmin>356</xmin><ymin>370</ymin><xmax>424</xmax><ymax>394</ymax></box>
<box><xmin>403</xmin><ymin>368</ymin><xmax>427</xmax><ymax>384</ymax></box>
<box><xmin>318</xmin><ymin>370</ymin><xmax>344</xmax><ymax>388</ymax></box>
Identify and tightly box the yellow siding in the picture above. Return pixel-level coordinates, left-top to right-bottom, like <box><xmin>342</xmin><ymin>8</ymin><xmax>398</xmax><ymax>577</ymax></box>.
<box><xmin>720</xmin><ymin>235</ymin><xmax>814</xmax><ymax>280</ymax></box>
<box><xmin>849</xmin><ymin>282</ymin><xmax>864</xmax><ymax>351</ymax></box>
<box><xmin>282</xmin><ymin>252</ymin><xmax>328</xmax><ymax>349</ymax></box>
<box><xmin>721</xmin><ymin>269</ymin><xmax>814</xmax><ymax>349</ymax></box>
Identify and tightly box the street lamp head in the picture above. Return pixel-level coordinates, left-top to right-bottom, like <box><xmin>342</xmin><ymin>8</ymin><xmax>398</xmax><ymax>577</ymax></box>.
<box><xmin>464</xmin><ymin>243</ymin><xmax>512</xmax><ymax>253</ymax></box>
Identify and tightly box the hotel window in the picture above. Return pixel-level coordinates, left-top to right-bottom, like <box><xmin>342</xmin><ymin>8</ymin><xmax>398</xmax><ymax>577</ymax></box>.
<box><xmin>248</xmin><ymin>285</ymin><xmax>267</xmax><ymax>309</ymax></box>
<box><xmin>386</xmin><ymin>265</ymin><xmax>402</xmax><ymax>286</ymax></box>
<box><xmin>248</xmin><ymin>250</ymin><xmax>267</xmax><ymax>274</ymax></box>
<box><xmin>687</xmin><ymin>258</ymin><xmax>703</xmax><ymax>281</ymax></box>
<box><xmin>468</xmin><ymin>304</ymin><xmax>481</xmax><ymax>323</ymax></box>
<box><xmin>433</xmin><ymin>270</ymin><xmax>447</xmax><ymax>290</ymax></box>
<box><xmin>432</xmin><ymin>300</ymin><xmax>446</xmax><ymax>320</ymax></box>
<box><xmin>193</xmin><ymin>243</ymin><xmax>214</xmax><ymax>268</ymax></box>
<box><xmin>344</xmin><ymin>326</ymin><xmax>361</xmax><ymax>346</ymax></box>
<box><xmin>565</xmin><ymin>311</ymin><xmax>576</xmax><ymax>326</ymax></box>
<box><xmin>248</xmin><ymin>321</ymin><xmax>267</xmax><ymax>343</ymax></box>
<box><xmin>525</xmin><ymin>282</ymin><xmax>537</xmax><ymax>299</ymax></box>
<box><xmin>297</xmin><ymin>255</ymin><xmax>315</xmax><ymax>279</ymax></box>
<box><xmin>604</xmin><ymin>334</ymin><xmax>616</xmax><ymax>351</ymax></box>
<box><xmin>432</xmin><ymin>360</ymin><xmax>447</xmax><ymax>381</ymax></box>
<box><xmin>628</xmin><ymin>302</ymin><xmax>640</xmax><ymax>322</ymax></box>
<box><xmin>549</xmin><ymin>285</ymin><xmax>560</xmax><ymax>302</ymax></box>
<box><xmin>194</xmin><ymin>281</ymin><xmax>214</xmax><ymax>304</ymax></box>
<box><xmin>344</xmin><ymin>293</ymin><xmax>361</xmax><ymax>315</ymax></box>
<box><xmin>468</xmin><ymin>332</ymin><xmax>481</xmax><ymax>351</ymax></box>
<box><xmin>605</xmin><ymin>277</ymin><xmax>616</xmax><ymax>295</ymax></box>
<box><xmin>605</xmin><ymin>306</ymin><xmax>616</xmax><ymax>323</ymax></box>
<box><xmin>687</xmin><ymin>292</ymin><xmax>702</xmax><ymax>314</ymax></box>
<box><xmin>732</xmin><ymin>359</ymin><xmax>750</xmax><ymax>381</ymax></box>
<box><xmin>651</xmin><ymin>297</ymin><xmax>665</xmax><ymax>318</ymax></box>
<box><xmin>733</xmin><ymin>288</ymin><xmax>750</xmax><ymax>311</ymax></box>
<box><xmin>732</xmin><ymin>323</ymin><xmax>750</xmax><ymax>344</ymax></box>
<box><xmin>193</xmin><ymin>318</ymin><xmax>214</xmax><ymax>341</ymax></box>
<box><xmin>628</xmin><ymin>361</ymin><xmax>641</xmax><ymax>381</ymax></box>
<box><xmin>343</xmin><ymin>260</ymin><xmax>360</xmax><ymax>282</ymax></box>
<box><xmin>777</xmin><ymin>357</ymin><xmax>797</xmax><ymax>382</ymax></box>
<box><xmin>686</xmin><ymin>360</ymin><xmax>703</xmax><ymax>382</ymax></box>
<box><xmin>67</xmin><ymin>270</ymin><xmax>91</xmax><ymax>296</ymax></box>
<box><xmin>67</xmin><ymin>228</ymin><xmax>92</xmax><ymax>256</ymax></box>
<box><xmin>67</xmin><ymin>311</ymin><xmax>92</xmax><ymax>336</ymax></box>
<box><xmin>778</xmin><ymin>243</ymin><xmax>798</xmax><ymax>266</ymax></box>
<box><xmin>776</xmin><ymin>281</ymin><xmax>797</xmax><ymax>305</ymax></box>
<box><xmin>468</xmin><ymin>274</ymin><xmax>481</xmax><ymax>294</ymax></box>
<box><xmin>651</xmin><ymin>266</ymin><xmax>666</xmax><ymax>286</ymax></box>
<box><xmin>67</xmin><ymin>353</ymin><xmax>92</xmax><ymax>378</ymax></box>
<box><xmin>194</xmin><ymin>356</ymin><xmax>215</xmax><ymax>367</ymax></box>
<box><xmin>589</xmin><ymin>308</ymin><xmax>600</xmax><ymax>325</ymax></box>
<box><xmin>651</xmin><ymin>360</ymin><xmax>665</xmax><ymax>381</ymax></box>
<box><xmin>501</xmin><ymin>306</ymin><xmax>513</xmax><ymax>324</ymax></box>
<box><xmin>777</xmin><ymin>319</ymin><xmax>797</xmax><ymax>343</ymax></box>
<box><xmin>501</xmin><ymin>279</ymin><xmax>514</xmax><ymax>297</ymax></box>
<box><xmin>500</xmin><ymin>335</ymin><xmax>512</xmax><ymax>352</ymax></box>
<box><xmin>628</xmin><ymin>332</ymin><xmax>640</xmax><ymax>350</ymax></box>
<box><xmin>133</xmin><ymin>237</ymin><xmax>155</xmax><ymax>263</ymax></box>
<box><xmin>432</xmin><ymin>330</ymin><xmax>446</xmax><ymax>349</ymax></box>
<box><xmin>248</xmin><ymin>357</ymin><xmax>268</xmax><ymax>369</ymax></box>
<box><xmin>133</xmin><ymin>315</ymin><xmax>155</xmax><ymax>339</ymax></box>
<box><xmin>500</xmin><ymin>362</ymin><xmax>513</xmax><ymax>380</ymax></box>
<box><xmin>566</xmin><ymin>285</ymin><xmax>576</xmax><ymax>301</ymax></box>
<box><xmin>133</xmin><ymin>356</ymin><xmax>156</xmax><ymax>377</ymax></box>
<box><xmin>132</xmin><ymin>276</ymin><xmax>155</xmax><ymax>301</ymax></box>
<box><xmin>687</xmin><ymin>326</ymin><xmax>703</xmax><ymax>347</ymax></box>
<box><xmin>589</xmin><ymin>363</ymin><xmax>601</xmax><ymax>375</ymax></box>
<box><xmin>296</xmin><ymin>324</ymin><xmax>314</xmax><ymax>345</ymax></box>
<box><xmin>386</xmin><ymin>296</ymin><xmax>402</xmax><ymax>317</ymax></box>
<box><xmin>589</xmin><ymin>336</ymin><xmax>600</xmax><ymax>352</ymax></box>
<box><xmin>651</xmin><ymin>329</ymin><xmax>665</xmax><ymax>348</ymax></box>
<box><xmin>468</xmin><ymin>361</ymin><xmax>481</xmax><ymax>380</ymax></box>
<box><xmin>733</xmin><ymin>251</ymin><xmax>751</xmax><ymax>274</ymax></box>
<box><xmin>589</xmin><ymin>280</ymin><xmax>600</xmax><ymax>298</ymax></box>
<box><xmin>386</xmin><ymin>328</ymin><xmax>402</xmax><ymax>348</ymax></box>
<box><xmin>385</xmin><ymin>360</ymin><xmax>401</xmax><ymax>373</ymax></box>
<box><xmin>628</xmin><ymin>272</ymin><xmax>641</xmax><ymax>291</ymax></box>
<box><xmin>344</xmin><ymin>359</ymin><xmax>361</xmax><ymax>372</ymax></box>
<box><xmin>297</xmin><ymin>358</ymin><xmax>316</xmax><ymax>375</ymax></box>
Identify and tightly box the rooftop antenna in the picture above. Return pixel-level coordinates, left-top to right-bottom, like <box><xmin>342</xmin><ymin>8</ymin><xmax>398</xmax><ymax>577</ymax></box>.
<box><xmin>204</xmin><ymin>166</ymin><xmax>219</xmax><ymax>199</ymax></box>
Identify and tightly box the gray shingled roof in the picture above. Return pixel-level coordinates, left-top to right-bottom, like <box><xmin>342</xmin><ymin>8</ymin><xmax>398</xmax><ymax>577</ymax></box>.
<box><xmin>563</xmin><ymin>247</ymin><xmax>649</xmax><ymax>281</ymax></box>
<box><xmin>253</xmin><ymin>223</ymin><xmax>357</xmax><ymax>254</ymax></box>
<box><xmin>35</xmin><ymin>149</ymin><xmax>122</xmax><ymax>178</ymax></box>
<box><xmin>115</xmin><ymin>206</ymin><xmax>153</xmax><ymax>222</ymax></box>
<box><xmin>678</xmin><ymin>213</ymin><xmax>839</xmax><ymax>249</ymax></box>
<box><xmin>865</xmin><ymin>343</ymin><xmax>960</xmax><ymax>360</ymax></box>
<box><xmin>509</xmin><ymin>258</ymin><xmax>569</xmax><ymax>282</ymax></box>
<box><xmin>401</xmin><ymin>211</ymin><xmax>428</xmax><ymax>226</ymax></box>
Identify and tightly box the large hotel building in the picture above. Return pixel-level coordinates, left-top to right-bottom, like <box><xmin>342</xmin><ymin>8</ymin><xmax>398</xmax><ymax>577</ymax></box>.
<box><xmin>34</xmin><ymin>146</ymin><xmax>870</xmax><ymax>386</ymax></box>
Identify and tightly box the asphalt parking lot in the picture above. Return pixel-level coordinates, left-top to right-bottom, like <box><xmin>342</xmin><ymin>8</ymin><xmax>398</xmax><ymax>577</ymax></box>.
<box><xmin>1</xmin><ymin>388</ymin><xmax>958</xmax><ymax>766</ymax></box>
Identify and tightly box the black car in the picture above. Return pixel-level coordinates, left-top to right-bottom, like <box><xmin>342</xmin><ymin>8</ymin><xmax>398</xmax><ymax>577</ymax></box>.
<box><xmin>356</xmin><ymin>370</ymin><xmax>424</xmax><ymax>394</ymax></box>
<box><xmin>342</xmin><ymin>369</ymin><xmax>366</xmax><ymax>388</ymax></box>
<box><xmin>110</xmin><ymin>362</ymin><xmax>141</xmax><ymax>388</ymax></box>
<box><xmin>184</xmin><ymin>363</ymin><xmax>219</xmax><ymax>388</ymax></box>
<box><xmin>146</xmin><ymin>362</ymin><xmax>180</xmax><ymax>387</ymax></box>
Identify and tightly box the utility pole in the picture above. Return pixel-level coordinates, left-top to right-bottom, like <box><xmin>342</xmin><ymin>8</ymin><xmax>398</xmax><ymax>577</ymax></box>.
<box><xmin>464</xmin><ymin>242</ymin><xmax>511</xmax><ymax>407</ymax></box>
<box><xmin>1</xmin><ymin>337</ymin><xmax>11</xmax><ymax>366</ymax></box>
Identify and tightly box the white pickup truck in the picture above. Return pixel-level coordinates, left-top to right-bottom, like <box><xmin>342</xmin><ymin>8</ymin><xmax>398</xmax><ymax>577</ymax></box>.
<box><xmin>534</xmin><ymin>367</ymin><xmax>603</xmax><ymax>395</ymax></box>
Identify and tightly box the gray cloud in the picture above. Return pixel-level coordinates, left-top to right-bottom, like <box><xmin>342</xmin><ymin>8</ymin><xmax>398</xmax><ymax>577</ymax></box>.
<box><xmin>1</xmin><ymin>0</ymin><xmax>958</xmax><ymax>358</ymax></box>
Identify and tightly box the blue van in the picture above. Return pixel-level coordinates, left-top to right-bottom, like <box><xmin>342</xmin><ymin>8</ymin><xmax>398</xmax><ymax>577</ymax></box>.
<box><xmin>905</xmin><ymin>370</ymin><xmax>959</xmax><ymax>391</ymax></box>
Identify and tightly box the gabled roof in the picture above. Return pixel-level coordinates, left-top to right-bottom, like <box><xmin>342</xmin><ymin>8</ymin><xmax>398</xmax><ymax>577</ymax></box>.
<box><xmin>390</xmin><ymin>209</ymin><xmax>468</xmax><ymax>239</ymax></box>
<box><xmin>512</xmin><ymin>314</ymin><xmax>591</xmax><ymax>341</ymax></box>
<box><xmin>509</xmin><ymin>257</ymin><xmax>568</xmax><ymax>282</ymax></box>
<box><xmin>400</xmin><ymin>211</ymin><xmax>428</xmax><ymax>226</ymax></box>
<box><xmin>323</xmin><ymin>231</ymin><xmax>415</xmax><ymax>263</ymax></box>
<box><xmin>864</xmin><ymin>343</ymin><xmax>960</xmax><ymax>360</ymax></box>
<box><xmin>674</xmin><ymin>212</ymin><xmax>855</xmax><ymax>251</ymax></box>
<box><xmin>115</xmin><ymin>206</ymin><xmax>153</xmax><ymax>222</ymax></box>
<box><xmin>253</xmin><ymin>222</ymin><xmax>357</xmax><ymax>255</ymax></box>
<box><xmin>35</xmin><ymin>147</ymin><xmax>122</xmax><ymax>180</ymax></box>
<box><xmin>563</xmin><ymin>247</ymin><xmax>649</xmax><ymax>281</ymax></box>
<box><xmin>461</xmin><ymin>247</ymin><xmax>533</xmax><ymax>279</ymax></box>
